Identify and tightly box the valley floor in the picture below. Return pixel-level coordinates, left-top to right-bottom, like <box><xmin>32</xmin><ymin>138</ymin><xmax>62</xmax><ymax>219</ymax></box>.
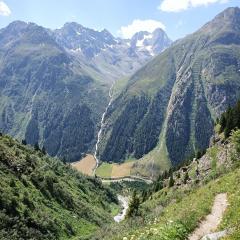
<box><xmin>71</xmin><ymin>154</ymin><xmax>96</xmax><ymax>176</ymax></box>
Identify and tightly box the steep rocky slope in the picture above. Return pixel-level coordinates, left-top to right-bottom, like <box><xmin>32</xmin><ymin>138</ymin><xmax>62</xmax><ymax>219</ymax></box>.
<box><xmin>0</xmin><ymin>21</ymin><xmax>171</xmax><ymax>162</ymax></box>
<box><xmin>97</xmin><ymin>7</ymin><xmax>240</xmax><ymax>176</ymax></box>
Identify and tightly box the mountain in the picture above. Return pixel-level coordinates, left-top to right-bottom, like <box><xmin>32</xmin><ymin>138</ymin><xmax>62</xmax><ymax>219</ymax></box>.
<box><xmin>0</xmin><ymin>21</ymin><xmax>110</xmax><ymax>162</ymax></box>
<box><xmin>97</xmin><ymin>7</ymin><xmax>240</xmax><ymax>177</ymax></box>
<box><xmin>54</xmin><ymin>23</ymin><xmax>172</xmax><ymax>81</ymax></box>
<box><xmin>130</xmin><ymin>28</ymin><xmax>172</xmax><ymax>56</ymax></box>
<box><xmin>0</xmin><ymin>21</ymin><xmax>171</xmax><ymax>162</ymax></box>
<box><xmin>0</xmin><ymin>133</ymin><xmax>117</xmax><ymax>239</ymax></box>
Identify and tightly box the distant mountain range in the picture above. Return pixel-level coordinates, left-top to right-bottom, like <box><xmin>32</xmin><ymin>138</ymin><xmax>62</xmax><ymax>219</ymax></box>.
<box><xmin>0</xmin><ymin>20</ymin><xmax>171</xmax><ymax>161</ymax></box>
<box><xmin>54</xmin><ymin>22</ymin><xmax>172</xmax><ymax>81</ymax></box>
<box><xmin>97</xmin><ymin>7</ymin><xmax>240</xmax><ymax>177</ymax></box>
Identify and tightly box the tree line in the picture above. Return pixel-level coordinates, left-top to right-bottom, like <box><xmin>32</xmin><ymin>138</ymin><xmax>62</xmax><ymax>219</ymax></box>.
<box><xmin>218</xmin><ymin>100</ymin><xmax>240</xmax><ymax>138</ymax></box>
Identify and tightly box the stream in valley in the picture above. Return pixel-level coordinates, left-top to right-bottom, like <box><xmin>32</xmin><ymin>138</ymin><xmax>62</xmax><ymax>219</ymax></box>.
<box><xmin>114</xmin><ymin>195</ymin><xmax>129</xmax><ymax>223</ymax></box>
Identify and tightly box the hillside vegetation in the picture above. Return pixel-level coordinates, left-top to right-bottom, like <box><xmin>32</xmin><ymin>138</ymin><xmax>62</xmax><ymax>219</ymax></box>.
<box><xmin>94</xmin><ymin>101</ymin><xmax>240</xmax><ymax>240</ymax></box>
<box><xmin>96</xmin><ymin>136</ymin><xmax>240</xmax><ymax>240</ymax></box>
<box><xmin>0</xmin><ymin>133</ymin><xmax>117</xmax><ymax>240</ymax></box>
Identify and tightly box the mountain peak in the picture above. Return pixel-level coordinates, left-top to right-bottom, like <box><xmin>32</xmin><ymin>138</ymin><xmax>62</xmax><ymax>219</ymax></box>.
<box><xmin>7</xmin><ymin>20</ymin><xmax>28</xmax><ymax>27</ymax></box>
<box><xmin>101</xmin><ymin>28</ymin><xmax>111</xmax><ymax>34</ymax></box>
<box><xmin>61</xmin><ymin>22</ymin><xmax>85</xmax><ymax>35</ymax></box>
<box><xmin>100</xmin><ymin>28</ymin><xmax>115</xmax><ymax>41</ymax></box>
<box><xmin>200</xmin><ymin>6</ymin><xmax>240</xmax><ymax>34</ymax></box>
<box><xmin>152</xmin><ymin>28</ymin><xmax>165</xmax><ymax>35</ymax></box>
<box><xmin>130</xmin><ymin>28</ymin><xmax>171</xmax><ymax>56</ymax></box>
<box><xmin>63</xmin><ymin>22</ymin><xmax>84</xmax><ymax>29</ymax></box>
<box><xmin>220</xmin><ymin>6</ymin><xmax>240</xmax><ymax>16</ymax></box>
<box><xmin>4</xmin><ymin>21</ymin><xmax>36</xmax><ymax>33</ymax></box>
<box><xmin>211</xmin><ymin>6</ymin><xmax>240</xmax><ymax>25</ymax></box>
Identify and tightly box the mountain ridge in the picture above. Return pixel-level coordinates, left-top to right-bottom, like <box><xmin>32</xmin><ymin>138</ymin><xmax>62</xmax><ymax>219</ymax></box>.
<box><xmin>0</xmin><ymin>19</ymin><xmax>171</xmax><ymax>162</ymax></box>
<box><xmin>97</xmin><ymin>7</ymin><xmax>240</xmax><ymax>177</ymax></box>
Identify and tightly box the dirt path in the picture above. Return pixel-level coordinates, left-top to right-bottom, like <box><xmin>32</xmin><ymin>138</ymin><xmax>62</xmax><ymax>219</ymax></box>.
<box><xmin>101</xmin><ymin>176</ymin><xmax>153</xmax><ymax>184</ymax></box>
<box><xmin>188</xmin><ymin>193</ymin><xmax>228</xmax><ymax>240</ymax></box>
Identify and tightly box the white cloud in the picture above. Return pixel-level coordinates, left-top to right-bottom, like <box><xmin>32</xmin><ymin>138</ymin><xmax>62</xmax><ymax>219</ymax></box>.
<box><xmin>159</xmin><ymin>0</ymin><xmax>229</xmax><ymax>12</ymax></box>
<box><xmin>0</xmin><ymin>1</ymin><xmax>11</xmax><ymax>16</ymax></box>
<box><xmin>118</xmin><ymin>19</ymin><xmax>166</xmax><ymax>39</ymax></box>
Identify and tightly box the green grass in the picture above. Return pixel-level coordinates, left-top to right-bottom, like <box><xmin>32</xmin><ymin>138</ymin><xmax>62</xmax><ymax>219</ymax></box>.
<box><xmin>112</xmin><ymin>77</ymin><xmax>129</xmax><ymax>98</ymax></box>
<box><xmin>208</xmin><ymin>146</ymin><xmax>218</xmax><ymax>171</ymax></box>
<box><xmin>0</xmin><ymin>134</ymin><xmax>117</xmax><ymax>240</ymax></box>
<box><xmin>102</xmin><ymin>167</ymin><xmax>240</xmax><ymax>240</ymax></box>
<box><xmin>96</xmin><ymin>163</ymin><xmax>113</xmax><ymax>178</ymax></box>
<box><xmin>131</xmin><ymin>135</ymin><xmax>171</xmax><ymax>178</ymax></box>
<box><xmin>109</xmin><ymin>203</ymin><xmax>121</xmax><ymax>217</ymax></box>
<box><xmin>98</xmin><ymin>134</ymin><xmax>240</xmax><ymax>240</ymax></box>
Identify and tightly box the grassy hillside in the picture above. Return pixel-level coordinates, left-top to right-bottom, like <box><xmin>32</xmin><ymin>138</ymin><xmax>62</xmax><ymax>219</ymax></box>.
<box><xmin>0</xmin><ymin>133</ymin><xmax>117</xmax><ymax>240</ymax></box>
<box><xmin>95</xmin><ymin>127</ymin><xmax>240</xmax><ymax>240</ymax></box>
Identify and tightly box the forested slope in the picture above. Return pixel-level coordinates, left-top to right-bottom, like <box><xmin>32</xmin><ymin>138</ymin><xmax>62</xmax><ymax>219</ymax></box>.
<box><xmin>0</xmin><ymin>133</ymin><xmax>117</xmax><ymax>239</ymax></box>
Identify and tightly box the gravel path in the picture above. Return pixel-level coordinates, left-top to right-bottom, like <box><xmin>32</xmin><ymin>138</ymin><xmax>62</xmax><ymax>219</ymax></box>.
<box><xmin>188</xmin><ymin>193</ymin><xmax>228</xmax><ymax>240</ymax></box>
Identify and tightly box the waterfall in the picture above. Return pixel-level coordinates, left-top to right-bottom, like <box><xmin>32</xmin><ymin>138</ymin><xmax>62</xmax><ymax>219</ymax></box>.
<box><xmin>93</xmin><ymin>82</ymin><xmax>115</xmax><ymax>175</ymax></box>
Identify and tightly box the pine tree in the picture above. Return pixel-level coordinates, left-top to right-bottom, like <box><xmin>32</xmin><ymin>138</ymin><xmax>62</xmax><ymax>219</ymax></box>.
<box><xmin>154</xmin><ymin>181</ymin><xmax>163</xmax><ymax>192</ymax></box>
<box><xmin>183</xmin><ymin>172</ymin><xmax>189</xmax><ymax>184</ymax></box>
<box><xmin>224</xmin><ymin>106</ymin><xmax>234</xmax><ymax>138</ymax></box>
<box><xmin>34</xmin><ymin>142</ymin><xmax>40</xmax><ymax>151</ymax></box>
<box><xmin>127</xmin><ymin>191</ymin><xmax>140</xmax><ymax>217</ymax></box>
<box><xmin>62</xmin><ymin>157</ymin><xmax>67</xmax><ymax>164</ymax></box>
<box><xmin>168</xmin><ymin>173</ymin><xmax>174</xmax><ymax>188</ymax></box>
<box><xmin>141</xmin><ymin>190</ymin><xmax>148</xmax><ymax>202</ymax></box>
<box><xmin>219</xmin><ymin>113</ymin><xmax>226</xmax><ymax>133</ymax></box>
<box><xmin>196</xmin><ymin>150</ymin><xmax>202</xmax><ymax>159</ymax></box>
<box><xmin>233</xmin><ymin>101</ymin><xmax>240</xmax><ymax>129</ymax></box>
<box><xmin>162</xmin><ymin>170</ymin><xmax>168</xmax><ymax>179</ymax></box>
<box><xmin>42</xmin><ymin>146</ymin><xmax>46</xmax><ymax>155</ymax></box>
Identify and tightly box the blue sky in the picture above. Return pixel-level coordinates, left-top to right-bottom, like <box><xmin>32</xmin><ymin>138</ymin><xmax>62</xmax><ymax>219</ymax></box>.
<box><xmin>0</xmin><ymin>0</ymin><xmax>240</xmax><ymax>40</ymax></box>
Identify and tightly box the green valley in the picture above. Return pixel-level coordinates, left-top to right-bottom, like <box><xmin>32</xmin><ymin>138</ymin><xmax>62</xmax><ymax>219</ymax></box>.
<box><xmin>1</xmin><ymin>4</ymin><xmax>240</xmax><ymax>240</ymax></box>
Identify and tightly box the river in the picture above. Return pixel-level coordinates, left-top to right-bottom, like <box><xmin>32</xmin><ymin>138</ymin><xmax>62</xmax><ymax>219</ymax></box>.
<box><xmin>114</xmin><ymin>195</ymin><xmax>129</xmax><ymax>223</ymax></box>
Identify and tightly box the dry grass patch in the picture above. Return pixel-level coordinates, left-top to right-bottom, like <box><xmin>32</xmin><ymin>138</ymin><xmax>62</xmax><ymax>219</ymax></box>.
<box><xmin>71</xmin><ymin>154</ymin><xmax>96</xmax><ymax>176</ymax></box>
<box><xmin>111</xmin><ymin>161</ymin><xmax>134</xmax><ymax>178</ymax></box>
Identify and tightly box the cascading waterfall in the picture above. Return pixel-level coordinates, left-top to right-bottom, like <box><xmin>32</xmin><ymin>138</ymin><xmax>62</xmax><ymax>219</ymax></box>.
<box><xmin>93</xmin><ymin>82</ymin><xmax>115</xmax><ymax>175</ymax></box>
